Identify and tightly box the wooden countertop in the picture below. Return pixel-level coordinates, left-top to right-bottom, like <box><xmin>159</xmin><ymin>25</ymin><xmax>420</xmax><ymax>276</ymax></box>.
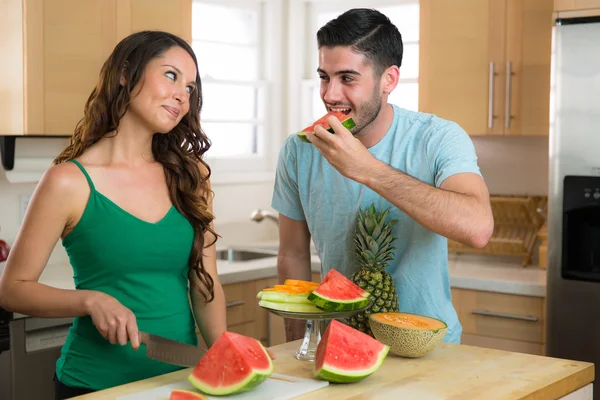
<box><xmin>74</xmin><ymin>339</ymin><xmax>594</xmax><ymax>400</ymax></box>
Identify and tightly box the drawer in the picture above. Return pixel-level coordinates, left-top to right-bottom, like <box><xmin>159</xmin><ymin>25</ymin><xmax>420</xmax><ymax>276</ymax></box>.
<box><xmin>455</xmin><ymin>289</ymin><xmax>544</xmax><ymax>343</ymax></box>
<box><xmin>461</xmin><ymin>334</ymin><xmax>545</xmax><ymax>356</ymax></box>
<box><xmin>228</xmin><ymin>321</ymin><xmax>268</xmax><ymax>347</ymax></box>
<box><xmin>223</xmin><ymin>281</ymin><xmax>259</xmax><ymax>326</ymax></box>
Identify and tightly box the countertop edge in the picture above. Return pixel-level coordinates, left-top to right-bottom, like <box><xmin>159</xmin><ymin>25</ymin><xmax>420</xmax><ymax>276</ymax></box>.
<box><xmin>521</xmin><ymin>362</ymin><xmax>595</xmax><ymax>400</ymax></box>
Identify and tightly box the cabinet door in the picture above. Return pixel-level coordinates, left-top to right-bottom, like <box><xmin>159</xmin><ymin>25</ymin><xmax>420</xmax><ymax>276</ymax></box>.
<box><xmin>116</xmin><ymin>0</ymin><xmax>192</xmax><ymax>44</ymax></box>
<box><xmin>24</xmin><ymin>0</ymin><xmax>118</xmax><ymax>135</ymax></box>
<box><xmin>555</xmin><ymin>0</ymin><xmax>600</xmax><ymax>11</ymax></box>
<box><xmin>419</xmin><ymin>0</ymin><xmax>506</xmax><ymax>136</ymax></box>
<box><xmin>504</xmin><ymin>0</ymin><xmax>554</xmax><ymax>136</ymax></box>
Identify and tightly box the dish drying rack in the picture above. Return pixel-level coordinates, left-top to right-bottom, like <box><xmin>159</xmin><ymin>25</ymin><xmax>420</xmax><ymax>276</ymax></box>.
<box><xmin>447</xmin><ymin>195</ymin><xmax>547</xmax><ymax>266</ymax></box>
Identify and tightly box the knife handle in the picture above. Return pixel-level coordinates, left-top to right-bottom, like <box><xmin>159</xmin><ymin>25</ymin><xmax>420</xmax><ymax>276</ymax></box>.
<box><xmin>139</xmin><ymin>331</ymin><xmax>150</xmax><ymax>345</ymax></box>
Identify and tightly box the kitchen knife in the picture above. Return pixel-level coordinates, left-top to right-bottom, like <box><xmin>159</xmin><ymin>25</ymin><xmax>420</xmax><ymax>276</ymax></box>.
<box><xmin>139</xmin><ymin>331</ymin><xmax>207</xmax><ymax>368</ymax></box>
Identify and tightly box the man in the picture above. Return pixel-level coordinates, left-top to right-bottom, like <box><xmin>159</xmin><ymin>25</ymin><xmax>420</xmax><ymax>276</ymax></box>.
<box><xmin>271</xmin><ymin>8</ymin><xmax>494</xmax><ymax>344</ymax></box>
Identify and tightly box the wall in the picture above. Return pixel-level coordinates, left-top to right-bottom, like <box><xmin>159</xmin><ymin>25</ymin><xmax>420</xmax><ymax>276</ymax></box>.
<box><xmin>0</xmin><ymin>138</ymin><xmax>278</xmax><ymax>267</ymax></box>
<box><xmin>472</xmin><ymin>136</ymin><xmax>549</xmax><ymax>196</ymax></box>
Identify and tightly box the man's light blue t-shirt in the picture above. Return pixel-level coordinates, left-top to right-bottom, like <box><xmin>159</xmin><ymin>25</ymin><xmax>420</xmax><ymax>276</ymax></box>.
<box><xmin>271</xmin><ymin>105</ymin><xmax>483</xmax><ymax>343</ymax></box>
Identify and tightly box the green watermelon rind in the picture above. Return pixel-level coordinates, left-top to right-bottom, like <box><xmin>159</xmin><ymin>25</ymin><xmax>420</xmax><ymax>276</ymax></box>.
<box><xmin>259</xmin><ymin>299</ymin><xmax>325</xmax><ymax>313</ymax></box>
<box><xmin>296</xmin><ymin>117</ymin><xmax>356</xmax><ymax>143</ymax></box>
<box><xmin>307</xmin><ymin>291</ymin><xmax>370</xmax><ymax>312</ymax></box>
<box><xmin>256</xmin><ymin>291</ymin><xmax>312</xmax><ymax>304</ymax></box>
<box><xmin>188</xmin><ymin>341</ymin><xmax>273</xmax><ymax>396</ymax></box>
<box><xmin>315</xmin><ymin>344</ymin><xmax>389</xmax><ymax>383</ymax></box>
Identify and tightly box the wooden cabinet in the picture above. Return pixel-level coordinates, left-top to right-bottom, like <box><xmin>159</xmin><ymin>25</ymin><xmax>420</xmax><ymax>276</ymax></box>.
<box><xmin>0</xmin><ymin>0</ymin><xmax>191</xmax><ymax>137</ymax></box>
<box><xmin>555</xmin><ymin>0</ymin><xmax>600</xmax><ymax>11</ymax></box>
<box><xmin>419</xmin><ymin>0</ymin><xmax>554</xmax><ymax>136</ymax></box>
<box><xmin>452</xmin><ymin>288</ymin><xmax>546</xmax><ymax>355</ymax></box>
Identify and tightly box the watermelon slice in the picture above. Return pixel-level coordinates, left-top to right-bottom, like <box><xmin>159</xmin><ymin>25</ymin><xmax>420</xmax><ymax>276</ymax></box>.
<box><xmin>296</xmin><ymin>111</ymin><xmax>356</xmax><ymax>143</ymax></box>
<box><xmin>314</xmin><ymin>320</ymin><xmax>389</xmax><ymax>383</ymax></box>
<box><xmin>257</xmin><ymin>291</ymin><xmax>313</xmax><ymax>304</ymax></box>
<box><xmin>259</xmin><ymin>299</ymin><xmax>324</xmax><ymax>313</ymax></box>
<box><xmin>188</xmin><ymin>331</ymin><xmax>273</xmax><ymax>395</ymax></box>
<box><xmin>169</xmin><ymin>389</ymin><xmax>207</xmax><ymax>399</ymax></box>
<box><xmin>308</xmin><ymin>269</ymin><xmax>370</xmax><ymax>311</ymax></box>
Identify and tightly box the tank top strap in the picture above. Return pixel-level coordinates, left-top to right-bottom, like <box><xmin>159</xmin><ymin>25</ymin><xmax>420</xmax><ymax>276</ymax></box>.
<box><xmin>68</xmin><ymin>159</ymin><xmax>96</xmax><ymax>191</ymax></box>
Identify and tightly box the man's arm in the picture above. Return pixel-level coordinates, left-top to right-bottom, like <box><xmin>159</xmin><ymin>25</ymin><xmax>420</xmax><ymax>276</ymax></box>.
<box><xmin>308</xmin><ymin>116</ymin><xmax>494</xmax><ymax>248</ymax></box>
<box><xmin>277</xmin><ymin>214</ymin><xmax>312</xmax><ymax>341</ymax></box>
<box><xmin>362</xmin><ymin>162</ymin><xmax>493</xmax><ymax>248</ymax></box>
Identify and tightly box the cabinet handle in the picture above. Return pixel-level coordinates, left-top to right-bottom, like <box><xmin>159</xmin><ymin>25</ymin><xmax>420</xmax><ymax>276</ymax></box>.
<box><xmin>226</xmin><ymin>301</ymin><xmax>245</xmax><ymax>308</ymax></box>
<box><xmin>472</xmin><ymin>309</ymin><xmax>538</xmax><ymax>322</ymax></box>
<box><xmin>505</xmin><ymin>61</ymin><xmax>513</xmax><ymax>129</ymax></box>
<box><xmin>488</xmin><ymin>61</ymin><xmax>496</xmax><ymax>129</ymax></box>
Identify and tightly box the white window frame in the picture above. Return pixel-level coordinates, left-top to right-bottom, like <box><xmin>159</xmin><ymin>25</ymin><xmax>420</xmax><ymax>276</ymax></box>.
<box><xmin>192</xmin><ymin>0</ymin><xmax>283</xmax><ymax>183</ymax></box>
<box><xmin>287</xmin><ymin>0</ymin><xmax>420</xmax><ymax>135</ymax></box>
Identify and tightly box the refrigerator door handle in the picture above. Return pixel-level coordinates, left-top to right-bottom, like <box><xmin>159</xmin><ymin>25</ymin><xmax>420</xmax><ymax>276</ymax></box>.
<box><xmin>488</xmin><ymin>61</ymin><xmax>496</xmax><ymax>129</ymax></box>
<box><xmin>505</xmin><ymin>61</ymin><xmax>513</xmax><ymax>129</ymax></box>
<box><xmin>472</xmin><ymin>309</ymin><xmax>539</xmax><ymax>322</ymax></box>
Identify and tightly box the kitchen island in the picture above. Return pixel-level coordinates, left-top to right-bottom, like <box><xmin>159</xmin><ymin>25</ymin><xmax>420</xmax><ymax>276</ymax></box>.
<box><xmin>73</xmin><ymin>339</ymin><xmax>594</xmax><ymax>400</ymax></box>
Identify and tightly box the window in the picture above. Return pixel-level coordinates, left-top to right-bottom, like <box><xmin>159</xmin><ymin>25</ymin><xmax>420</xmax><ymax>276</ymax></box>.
<box><xmin>191</xmin><ymin>0</ymin><xmax>281</xmax><ymax>176</ymax></box>
<box><xmin>291</xmin><ymin>0</ymin><xmax>420</xmax><ymax>129</ymax></box>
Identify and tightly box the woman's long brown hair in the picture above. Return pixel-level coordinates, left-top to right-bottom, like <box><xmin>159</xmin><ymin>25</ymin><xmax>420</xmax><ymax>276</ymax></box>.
<box><xmin>53</xmin><ymin>31</ymin><xmax>217</xmax><ymax>302</ymax></box>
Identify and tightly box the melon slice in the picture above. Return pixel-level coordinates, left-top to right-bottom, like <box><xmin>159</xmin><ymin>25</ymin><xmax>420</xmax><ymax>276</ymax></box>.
<box><xmin>188</xmin><ymin>331</ymin><xmax>273</xmax><ymax>395</ymax></box>
<box><xmin>314</xmin><ymin>320</ymin><xmax>389</xmax><ymax>383</ymax></box>
<box><xmin>169</xmin><ymin>389</ymin><xmax>207</xmax><ymax>399</ymax></box>
<box><xmin>369</xmin><ymin>312</ymin><xmax>448</xmax><ymax>358</ymax></box>
<box><xmin>256</xmin><ymin>291</ymin><xmax>313</xmax><ymax>304</ymax></box>
<box><xmin>308</xmin><ymin>269</ymin><xmax>370</xmax><ymax>311</ymax></box>
<box><xmin>259</xmin><ymin>299</ymin><xmax>324</xmax><ymax>313</ymax></box>
<box><xmin>297</xmin><ymin>111</ymin><xmax>356</xmax><ymax>143</ymax></box>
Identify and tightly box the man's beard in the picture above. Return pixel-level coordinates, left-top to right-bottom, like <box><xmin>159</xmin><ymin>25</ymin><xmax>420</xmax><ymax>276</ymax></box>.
<box><xmin>351</xmin><ymin>85</ymin><xmax>383</xmax><ymax>136</ymax></box>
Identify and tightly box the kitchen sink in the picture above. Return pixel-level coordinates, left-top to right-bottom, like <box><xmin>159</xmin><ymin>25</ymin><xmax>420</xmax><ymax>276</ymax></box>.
<box><xmin>215</xmin><ymin>248</ymin><xmax>278</xmax><ymax>262</ymax></box>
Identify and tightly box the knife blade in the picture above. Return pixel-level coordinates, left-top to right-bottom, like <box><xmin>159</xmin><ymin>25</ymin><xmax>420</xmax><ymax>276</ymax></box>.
<box><xmin>139</xmin><ymin>331</ymin><xmax>207</xmax><ymax>368</ymax></box>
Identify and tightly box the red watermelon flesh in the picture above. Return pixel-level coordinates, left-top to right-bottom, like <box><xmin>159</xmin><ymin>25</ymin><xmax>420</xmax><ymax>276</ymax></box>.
<box><xmin>169</xmin><ymin>389</ymin><xmax>207</xmax><ymax>399</ymax></box>
<box><xmin>296</xmin><ymin>111</ymin><xmax>356</xmax><ymax>143</ymax></box>
<box><xmin>308</xmin><ymin>269</ymin><xmax>370</xmax><ymax>311</ymax></box>
<box><xmin>320</xmin><ymin>269</ymin><xmax>369</xmax><ymax>298</ymax></box>
<box><xmin>188</xmin><ymin>331</ymin><xmax>273</xmax><ymax>396</ymax></box>
<box><xmin>314</xmin><ymin>320</ymin><xmax>389</xmax><ymax>383</ymax></box>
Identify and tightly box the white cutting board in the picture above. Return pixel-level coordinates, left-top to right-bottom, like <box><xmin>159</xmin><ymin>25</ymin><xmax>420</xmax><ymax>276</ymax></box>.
<box><xmin>116</xmin><ymin>373</ymin><xmax>328</xmax><ymax>400</ymax></box>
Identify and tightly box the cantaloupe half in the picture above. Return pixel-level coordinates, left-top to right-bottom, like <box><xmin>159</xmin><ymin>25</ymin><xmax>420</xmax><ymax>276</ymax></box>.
<box><xmin>369</xmin><ymin>312</ymin><xmax>448</xmax><ymax>358</ymax></box>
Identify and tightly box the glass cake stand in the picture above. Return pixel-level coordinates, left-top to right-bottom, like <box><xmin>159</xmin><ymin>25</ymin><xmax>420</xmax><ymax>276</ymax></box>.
<box><xmin>260</xmin><ymin>303</ymin><xmax>371</xmax><ymax>362</ymax></box>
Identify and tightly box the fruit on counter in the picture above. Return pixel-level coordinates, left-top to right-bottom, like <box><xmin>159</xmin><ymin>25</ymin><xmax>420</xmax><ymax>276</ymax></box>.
<box><xmin>258</xmin><ymin>299</ymin><xmax>324</xmax><ymax>313</ymax></box>
<box><xmin>296</xmin><ymin>111</ymin><xmax>356</xmax><ymax>143</ymax></box>
<box><xmin>369</xmin><ymin>312</ymin><xmax>447</xmax><ymax>358</ymax></box>
<box><xmin>283</xmin><ymin>279</ymin><xmax>319</xmax><ymax>290</ymax></box>
<box><xmin>313</xmin><ymin>319</ymin><xmax>389</xmax><ymax>383</ymax></box>
<box><xmin>188</xmin><ymin>331</ymin><xmax>273</xmax><ymax>396</ymax></box>
<box><xmin>256</xmin><ymin>280</ymin><xmax>321</xmax><ymax>311</ymax></box>
<box><xmin>257</xmin><ymin>291</ymin><xmax>313</xmax><ymax>304</ymax></box>
<box><xmin>257</xmin><ymin>282</ymin><xmax>312</xmax><ymax>304</ymax></box>
<box><xmin>169</xmin><ymin>389</ymin><xmax>207</xmax><ymax>399</ymax></box>
<box><xmin>0</xmin><ymin>239</ymin><xmax>9</xmax><ymax>262</ymax></box>
<box><xmin>307</xmin><ymin>269</ymin><xmax>370</xmax><ymax>312</ymax></box>
<box><xmin>347</xmin><ymin>204</ymin><xmax>399</xmax><ymax>336</ymax></box>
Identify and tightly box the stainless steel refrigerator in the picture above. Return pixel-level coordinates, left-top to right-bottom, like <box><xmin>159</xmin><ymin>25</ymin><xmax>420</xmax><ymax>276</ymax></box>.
<box><xmin>547</xmin><ymin>12</ymin><xmax>600</xmax><ymax>398</ymax></box>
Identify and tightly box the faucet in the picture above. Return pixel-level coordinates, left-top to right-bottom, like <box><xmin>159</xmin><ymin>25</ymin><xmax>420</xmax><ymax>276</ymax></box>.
<box><xmin>250</xmin><ymin>209</ymin><xmax>279</xmax><ymax>225</ymax></box>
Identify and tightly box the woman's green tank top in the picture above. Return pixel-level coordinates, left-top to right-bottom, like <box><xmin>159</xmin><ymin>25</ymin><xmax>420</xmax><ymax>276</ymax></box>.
<box><xmin>55</xmin><ymin>159</ymin><xmax>198</xmax><ymax>391</ymax></box>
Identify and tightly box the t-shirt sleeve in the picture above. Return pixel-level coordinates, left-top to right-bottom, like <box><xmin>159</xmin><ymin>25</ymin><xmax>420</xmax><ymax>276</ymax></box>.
<box><xmin>428</xmin><ymin>121</ymin><xmax>483</xmax><ymax>188</ymax></box>
<box><xmin>271</xmin><ymin>137</ymin><xmax>306</xmax><ymax>221</ymax></box>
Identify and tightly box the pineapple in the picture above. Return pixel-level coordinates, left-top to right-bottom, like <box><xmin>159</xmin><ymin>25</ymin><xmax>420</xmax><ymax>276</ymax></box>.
<box><xmin>346</xmin><ymin>204</ymin><xmax>399</xmax><ymax>336</ymax></box>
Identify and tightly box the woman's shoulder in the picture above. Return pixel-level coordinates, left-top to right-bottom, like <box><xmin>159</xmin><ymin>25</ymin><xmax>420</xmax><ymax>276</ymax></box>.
<box><xmin>39</xmin><ymin>160</ymin><xmax>91</xmax><ymax>197</ymax></box>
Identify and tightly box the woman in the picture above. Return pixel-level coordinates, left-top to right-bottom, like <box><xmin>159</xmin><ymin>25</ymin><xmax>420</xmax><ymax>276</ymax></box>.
<box><xmin>0</xmin><ymin>31</ymin><xmax>226</xmax><ymax>398</ymax></box>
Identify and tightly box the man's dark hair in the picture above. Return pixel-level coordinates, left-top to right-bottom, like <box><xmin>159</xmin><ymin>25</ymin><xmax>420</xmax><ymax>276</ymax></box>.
<box><xmin>316</xmin><ymin>8</ymin><xmax>403</xmax><ymax>77</ymax></box>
